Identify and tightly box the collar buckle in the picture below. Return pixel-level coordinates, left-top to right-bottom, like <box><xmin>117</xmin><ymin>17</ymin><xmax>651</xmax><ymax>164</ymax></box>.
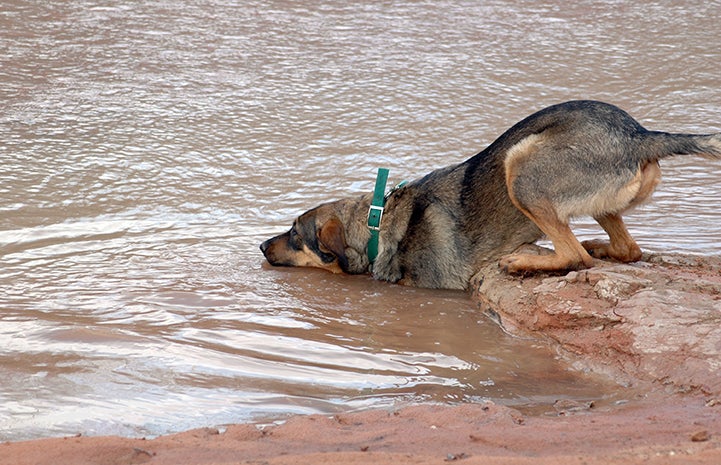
<box><xmin>367</xmin><ymin>205</ymin><xmax>384</xmax><ymax>232</ymax></box>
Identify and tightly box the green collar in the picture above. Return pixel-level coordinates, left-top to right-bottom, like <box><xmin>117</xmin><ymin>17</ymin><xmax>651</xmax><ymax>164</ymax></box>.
<box><xmin>367</xmin><ymin>168</ymin><xmax>407</xmax><ymax>267</ymax></box>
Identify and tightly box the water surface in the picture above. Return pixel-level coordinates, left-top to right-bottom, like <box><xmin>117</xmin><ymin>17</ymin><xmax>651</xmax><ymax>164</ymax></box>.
<box><xmin>1</xmin><ymin>0</ymin><xmax>720</xmax><ymax>441</ymax></box>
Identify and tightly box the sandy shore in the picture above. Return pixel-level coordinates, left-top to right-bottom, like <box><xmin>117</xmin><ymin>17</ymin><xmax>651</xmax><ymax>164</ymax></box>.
<box><xmin>2</xmin><ymin>393</ymin><xmax>720</xmax><ymax>465</ymax></box>
<box><xmin>4</xmin><ymin>252</ymin><xmax>720</xmax><ymax>464</ymax></box>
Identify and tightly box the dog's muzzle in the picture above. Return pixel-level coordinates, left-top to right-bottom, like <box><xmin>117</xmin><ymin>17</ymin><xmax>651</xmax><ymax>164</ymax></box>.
<box><xmin>259</xmin><ymin>234</ymin><xmax>291</xmax><ymax>266</ymax></box>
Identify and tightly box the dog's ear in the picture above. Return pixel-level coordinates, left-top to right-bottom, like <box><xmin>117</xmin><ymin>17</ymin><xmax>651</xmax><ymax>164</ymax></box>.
<box><xmin>318</xmin><ymin>217</ymin><xmax>349</xmax><ymax>270</ymax></box>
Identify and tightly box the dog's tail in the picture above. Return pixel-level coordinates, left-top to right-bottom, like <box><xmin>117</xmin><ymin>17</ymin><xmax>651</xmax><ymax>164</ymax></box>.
<box><xmin>644</xmin><ymin>131</ymin><xmax>721</xmax><ymax>161</ymax></box>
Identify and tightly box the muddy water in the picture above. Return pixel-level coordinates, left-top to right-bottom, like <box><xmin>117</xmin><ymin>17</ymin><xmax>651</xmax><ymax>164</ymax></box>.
<box><xmin>1</xmin><ymin>0</ymin><xmax>720</xmax><ymax>441</ymax></box>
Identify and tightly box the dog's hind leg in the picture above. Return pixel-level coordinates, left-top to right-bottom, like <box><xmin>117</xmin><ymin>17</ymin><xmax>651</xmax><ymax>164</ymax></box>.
<box><xmin>499</xmin><ymin>199</ymin><xmax>594</xmax><ymax>273</ymax></box>
<box><xmin>581</xmin><ymin>161</ymin><xmax>659</xmax><ymax>263</ymax></box>
<box><xmin>501</xmin><ymin>133</ymin><xmax>594</xmax><ymax>273</ymax></box>
<box><xmin>582</xmin><ymin>213</ymin><xmax>642</xmax><ymax>262</ymax></box>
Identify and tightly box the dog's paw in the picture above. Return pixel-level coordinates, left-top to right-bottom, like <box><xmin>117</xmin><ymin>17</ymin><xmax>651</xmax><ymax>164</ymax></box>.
<box><xmin>581</xmin><ymin>239</ymin><xmax>611</xmax><ymax>259</ymax></box>
<box><xmin>499</xmin><ymin>254</ymin><xmax>526</xmax><ymax>274</ymax></box>
<box><xmin>581</xmin><ymin>239</ymin><xmax>642</xmax><ymax>262</ymax></box>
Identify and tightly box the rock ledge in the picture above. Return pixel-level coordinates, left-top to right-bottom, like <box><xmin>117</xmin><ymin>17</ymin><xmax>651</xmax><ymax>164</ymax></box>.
<box><xmin>472</xmin><ymin>246</ymin><xmax>721</xmax><ymax>396</ymax></box>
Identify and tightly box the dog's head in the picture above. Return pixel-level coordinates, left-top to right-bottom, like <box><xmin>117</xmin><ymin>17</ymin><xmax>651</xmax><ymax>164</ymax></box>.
<box><xmin>260</xmin><ymin>201</ymin><xmax>369</xmax><ymax>275</ymax></box>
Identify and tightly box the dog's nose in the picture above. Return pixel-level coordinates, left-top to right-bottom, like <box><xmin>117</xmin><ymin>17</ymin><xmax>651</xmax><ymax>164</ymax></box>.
<box><xmin>259</xmin><ymin>239</ymin><xmax>270</xmax><ymax>255</ymax></box>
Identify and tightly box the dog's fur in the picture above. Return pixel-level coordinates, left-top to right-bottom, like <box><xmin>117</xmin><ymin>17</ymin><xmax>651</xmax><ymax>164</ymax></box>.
<box><xmin>261</xmin><ymin>100</ymin><xmax>721</xmax><ymax>289</ymax></box>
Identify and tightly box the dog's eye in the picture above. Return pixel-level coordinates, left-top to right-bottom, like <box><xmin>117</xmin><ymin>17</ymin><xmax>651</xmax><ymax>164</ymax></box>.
<box><xmin>288</xmin><ymin>227</ymin><xmax>303</xmax><ymax>250</ymax></box>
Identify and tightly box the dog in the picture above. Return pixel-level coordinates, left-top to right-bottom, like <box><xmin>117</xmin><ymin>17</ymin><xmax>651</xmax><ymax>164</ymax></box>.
<box><xmin>260</xmin><ymin>100</ymin><xmax>720</xmax><ymax>290</ymax></box>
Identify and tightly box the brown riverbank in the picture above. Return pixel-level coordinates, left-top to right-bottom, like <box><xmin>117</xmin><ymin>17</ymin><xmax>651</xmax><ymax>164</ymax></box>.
<box><xmin>2</xmin><ymin>394</ymin><xmax>720</xmax><ymax>465</ymax></box>
<box><xmin>3</xmin><ymin>252</ymin><xmax>720</xmax><ymax>465</ymax></box>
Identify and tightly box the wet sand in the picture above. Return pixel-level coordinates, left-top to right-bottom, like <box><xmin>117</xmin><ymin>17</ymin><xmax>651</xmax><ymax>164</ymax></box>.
<box><xmin>4</xmin><ymin>253</ymin><xmax>721</xmax><ymax>465</ymax></box>
<box><xmin>2</xmin><ymin>394</ymin><xmax>720</xmax><ymax>465</ymax></box>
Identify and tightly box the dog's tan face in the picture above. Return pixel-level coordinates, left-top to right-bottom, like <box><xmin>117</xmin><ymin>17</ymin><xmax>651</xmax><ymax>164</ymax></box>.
<box><xmin>260</xmin><ymin>205</ymin><xmax>350</xmax><ymax>274</ymax></box>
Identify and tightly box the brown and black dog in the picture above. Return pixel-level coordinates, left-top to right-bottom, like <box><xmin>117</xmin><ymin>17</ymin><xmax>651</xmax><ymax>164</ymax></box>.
<box><xmin>261</xmin><ymin>100</ymin><xmax>720</xmax><ymax>289</ymax></box>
